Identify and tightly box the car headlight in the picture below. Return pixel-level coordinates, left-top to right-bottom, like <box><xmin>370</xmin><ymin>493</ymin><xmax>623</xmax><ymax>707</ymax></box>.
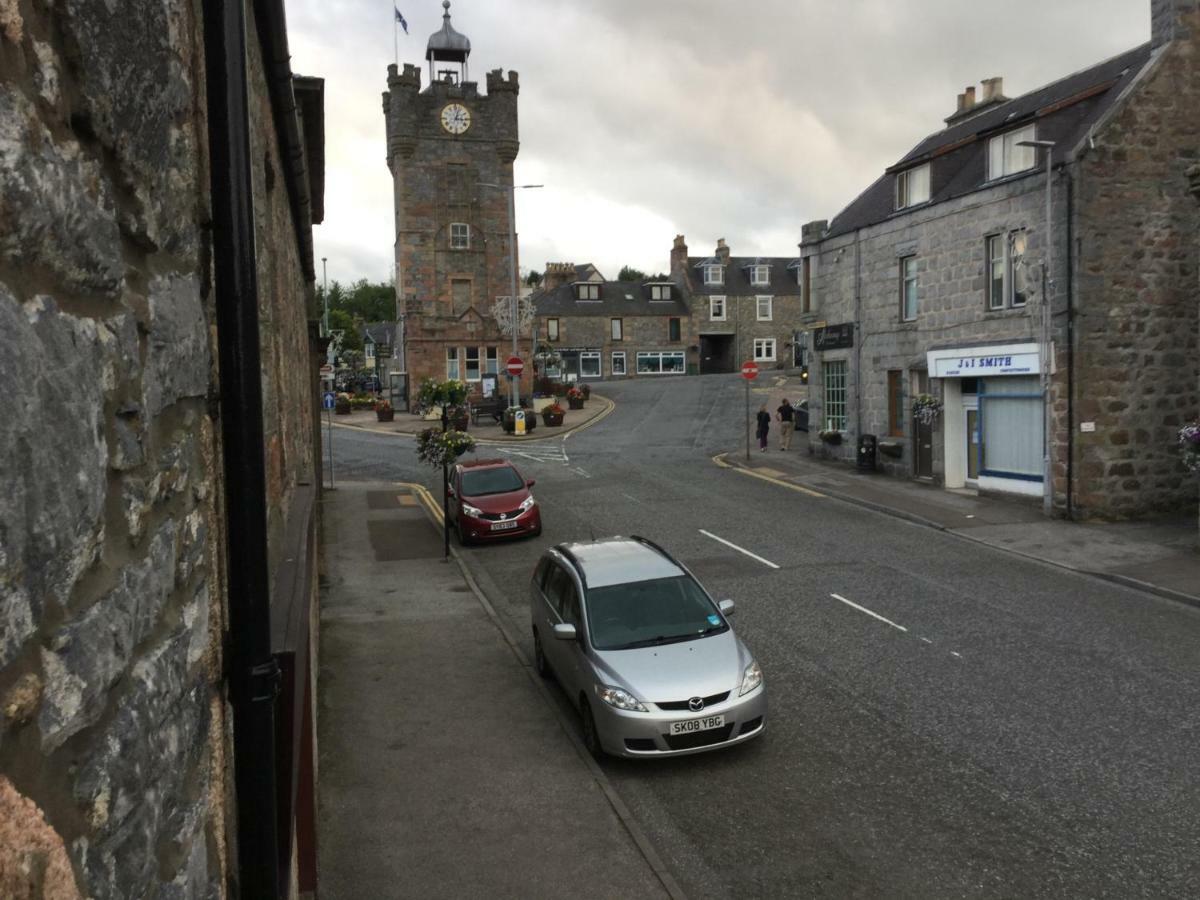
<box><xmin>595</xmin><ymin>685</ymin><xmax>648</xmax><ymax>712</ymax></box>
<box><xmin>519</xmin><ymin>495</ymin><xmax>536</xmax><ymax>512</ymax></box>
<box><xmin>462</xmin><ymin>503</ymin><xmax>483</xmax><ymax>517</ymax></box>
<box><xmin>739</xmin><ymin>660</ymin><xmax>763</xmax><ymax>696</ymax></box>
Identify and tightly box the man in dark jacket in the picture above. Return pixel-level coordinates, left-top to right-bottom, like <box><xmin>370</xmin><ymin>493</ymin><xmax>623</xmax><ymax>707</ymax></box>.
<box><xmin>776</xmin><ymin>398</ymin><xmax>795</xmax><ymax>450</ymax></box>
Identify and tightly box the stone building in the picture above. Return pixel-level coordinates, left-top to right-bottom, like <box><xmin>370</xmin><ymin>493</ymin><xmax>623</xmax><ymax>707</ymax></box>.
<box><xmin>383</xmin><ymin>1</ymin><xmax>531</xmax><ymax>403</ymax></box>
<box><xmin>532</xmin><ymin>269</ymin><xmax>693</xmax><ymax>380</ymax></box>
<box><xmin>1</xmin><ymin>0</ymin><xmax>324</xmax><ymax>897</ymax></box>
<box><xmin>671</xmin><ymin>236</ymin><xmax>810</xmax><ymax>375</ymax></box>
<box><xmin>800</xmin><ymin>0</ymin><xmax>1199</xmax><ymax>520</ymax></box>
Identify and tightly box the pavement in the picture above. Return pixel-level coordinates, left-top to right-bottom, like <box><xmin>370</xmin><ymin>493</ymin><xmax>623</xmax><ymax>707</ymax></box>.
<box><xmin>316</xmin><ymin>480</ymin><xmax>679</xmax><ymax>900</ymax></box>
<box><xmin>724</xmin><ymin>373</ymin><xmax>1200</xmax><ymax>609</ymax></box>
<box><xmin>328</xmin><ymin>392</ymin><xmax>613</xmax><ymax>443</ymax></box>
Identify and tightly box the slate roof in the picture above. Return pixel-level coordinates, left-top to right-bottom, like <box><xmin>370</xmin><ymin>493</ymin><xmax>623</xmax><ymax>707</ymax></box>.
<box><xmin>362</xmin><ymin>322</ymin><xmax>397</xmax><ymax>345</ymax></box>
<box><xmin>824</xmin><ymin>42</ymin><xmax>1152</xmax><ymax>239</ymax></box>
<box><xmin>532</xmin><ymin>281</ymin><xmax>690</xmax><ymax>317</ymax></box>
<box><xmin>683</xmin><ymin>257</ymin><xmax>802</xmax><ymax>297</ymax></box>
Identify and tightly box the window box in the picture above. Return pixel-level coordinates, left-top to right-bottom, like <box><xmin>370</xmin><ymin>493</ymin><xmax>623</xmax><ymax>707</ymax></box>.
<box><xmin>818</xmin><ymin>430</ymin><xmax>843</xmax><ymax>445</ymax></box>
<box><xmin>878</xmin><ymin>439</ymin><xmax>904</xmax><ymax>459</ymax></box>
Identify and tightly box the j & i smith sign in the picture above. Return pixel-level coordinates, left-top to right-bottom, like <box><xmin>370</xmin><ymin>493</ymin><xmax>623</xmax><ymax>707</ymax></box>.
<box><xmin>927</xmin><ymin>343</ymin><xmax>1041</xmax><ymax>378</ymax></box>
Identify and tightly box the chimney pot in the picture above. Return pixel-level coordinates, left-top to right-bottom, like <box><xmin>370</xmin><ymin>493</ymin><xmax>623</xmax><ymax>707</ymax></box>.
<box><xmin>965</xmin><ymin>86</ymin><xmax>976</xmax><ymax>106</ymax></box>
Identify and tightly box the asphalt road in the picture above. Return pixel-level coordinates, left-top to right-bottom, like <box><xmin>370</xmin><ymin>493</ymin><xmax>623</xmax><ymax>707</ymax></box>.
<box><xmin>327</xmin><ymin>374</ymin><xmax>1200</xmax><ymax>899</ymax></box>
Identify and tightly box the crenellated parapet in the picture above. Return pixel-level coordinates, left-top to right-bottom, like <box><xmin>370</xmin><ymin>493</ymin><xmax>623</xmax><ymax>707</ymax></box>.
<box><xmin>486</xmin><ymin>68</ymin><xmax>519</xmax><ymax>94</ymax></box>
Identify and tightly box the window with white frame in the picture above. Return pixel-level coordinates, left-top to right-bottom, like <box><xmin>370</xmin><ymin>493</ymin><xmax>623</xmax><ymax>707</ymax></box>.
<box><xmin>980</xmin><ymin>376</ymin><xmax>1043</xmax><ymax>479</ymax></box>
<box><xmin>577</xmin><ymin>283</ymin><xmax>600</xmax><ymax>300</ymax></box>
<box><xmin>987</xmin><ymin>125</ymin><xmax>1037</xmax><ymax>180</ymax></box>
<box><xmin>547</xmin><ymin>318</ymin><xmax>560</xmax><ymax>341</ymax></box>
<box><xmin>446</xmin><ymin>347</ymin><xmax>460</xmax><ymax>380</ymax></box>
<box><xmin>709</xmin><ymin>295</ymin><xmax>726</xmax><ymax>321</ymax></box>
<box><xmin>896</xmin><ymin>163</ymin><xmax>931</xmax><ymax>209</ymax></box>
<box><xmin>450</xmin><ymin>222</ymin><xmax>470</xmax><ymax>249</ymax></box>
<box><xmin>464</xmin><ymin>346</ymin><xmax>481</xmax><ymax>381</ymax></box>
<box><xmin>823</xmin><ymin>359</ymin><xmax>847</xmax><ymax>431</ymax></box>
<box><xmin>611</xmin><ymin>351</ymin><xmax>626</xmax><ymax>375</ymax></box>
<box><xmin>750</xmin><ymin>265</ymin><xmax>770</xmax><ymax>286</ymax></box>
<box><xmin>610</xmin><ymin>317</ymin><xmax>623</xmax><ymax>341</ymax></box>
<box><xmin>365</xmin><ymin>341</ymin><xmax>375</xmax><ymax>361</ymax></box>
<box><xmin>756</xmin><ymin>295</ymin><xmax>773</xmax><ymax>321</ymax></box>
<box><xmin>636</xmin><ymin>351</ymin><xmax>685</xmax><ymax>374</ymax></box>
<box><xmin>649</xmin><ymin>284</ymin><xmax>672</xmax><ymax>300</ymax></box>
<box><xmin>900</xmin><ymin>256</ymin><xmax>919</xmax><ymax>321</ymax></box>
<box><xmin>986</xmin><ymin>232</ymin><xmax>1028</xmax><ymax>310</ymax></box>
<box><xmin>754</xmin><ymin>338</ymin><xmax>776</xmax><ymax>361</ymax></box>
<box><xmin>485</xmin><ymin>346</ymin><xmax>499</xmax><ymax>375</ymax></box>
<box><xmin>703</xmin><ymin>265</ymin><xmax>724</xmax><ymax>285</ymax></box>
<box><xmin>581</xmin><ymin>351</ymin><xmax>601</xmax><ymax>378</ymax></box>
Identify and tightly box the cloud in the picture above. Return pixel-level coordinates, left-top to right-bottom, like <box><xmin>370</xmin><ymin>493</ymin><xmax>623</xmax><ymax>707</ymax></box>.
<box><xmin>288</xmin><ymin>0</ymin><xmax>1150</xmax><ymax>286</ymax></box>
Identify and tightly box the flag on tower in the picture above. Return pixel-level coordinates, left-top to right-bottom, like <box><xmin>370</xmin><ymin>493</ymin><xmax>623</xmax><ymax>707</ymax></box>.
<box><xmin>394</xmin><ymin>7</ymin><xmax>408</xmax><ymax>33</ymax></box>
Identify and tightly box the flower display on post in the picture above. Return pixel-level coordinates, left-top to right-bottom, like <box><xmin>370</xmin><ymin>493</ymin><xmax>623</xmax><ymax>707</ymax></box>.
<box><xmin>416</xmin><ymin>428</ymin><xmax>475</xmax><ymax>469</ymax></box>
<box><xmin>912</xmin><ymin>393</ymin><xmax>943</xmax><ymax>426</ymax></box>
<box><xmin>1180</xmin><ymin>420</ymin><xmax>1200</xmax><ymax>474</ymax></box>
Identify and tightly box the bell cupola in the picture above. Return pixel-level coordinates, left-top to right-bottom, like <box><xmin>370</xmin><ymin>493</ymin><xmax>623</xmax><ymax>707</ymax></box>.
<box><xmin>427</xmin><ymin>0</ymin><xmax>471</xmax><ymax>84</ymax></box>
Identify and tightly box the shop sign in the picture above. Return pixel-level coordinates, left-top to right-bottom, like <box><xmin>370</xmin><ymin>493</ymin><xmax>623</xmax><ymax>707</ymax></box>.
<box><xmin>813</xmin><ymin>323</ymin><xmax>854</xmax><ymax>351</ymax></box>
<box><xmin>928</xmin><ymin>343</ymin><xmax>1040</xmax><ymax>378</ymax></box>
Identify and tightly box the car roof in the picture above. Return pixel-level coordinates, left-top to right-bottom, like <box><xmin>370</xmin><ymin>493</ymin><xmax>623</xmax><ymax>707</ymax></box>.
<box><xmin>457</xmin><ymin>458</ymin><xmax>512</xmax><ymax>471</ymax></box>
<box><xmin>557</xmin><ymin>538</ymin><xmax>684</xmax><ymax>589</ymax></box>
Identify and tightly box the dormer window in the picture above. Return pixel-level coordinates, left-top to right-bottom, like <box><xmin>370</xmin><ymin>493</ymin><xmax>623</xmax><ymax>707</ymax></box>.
<box><xmin>750</xmin><ymin>265</ymin><xmax>770</xmax><ymax>286</ymax></box>
<box><xmin>577</xmin><ymin>283</ymin><xmax>600</xmax><ymax>301</ymax></box>
<box><xmin>988</xmin><ymin>125</ymin><xmax>1037</xmax><ymax>180</ymax></box>
<box><xmin>450</xmin><ymin>222</ymin><xmax>470</xmax><ymax>249</ymax></box>
<box><xmin>703</xmin><ymin>265</ymin><xmax>724</xmax><ymax>286</ymax></box>
<box><xmin>896</xmin><ymin>163</ymin><xmax>931</xmax><ymax>209</ymax></box>
<box><xmin>649</xmin><ymin>284</ymin><xmax>672</xmax><ymax>300</ymax></box>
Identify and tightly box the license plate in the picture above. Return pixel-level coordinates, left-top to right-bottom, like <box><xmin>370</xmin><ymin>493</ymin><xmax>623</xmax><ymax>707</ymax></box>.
<box><xmin>490</xmin><ymin>520</ymin><xmax>519</xmax><ymax>531</ymax></box>
<box><xmin>669</xmin><ymin>714</ymin><xmax>724</xmax><ymax>735</ymax></box>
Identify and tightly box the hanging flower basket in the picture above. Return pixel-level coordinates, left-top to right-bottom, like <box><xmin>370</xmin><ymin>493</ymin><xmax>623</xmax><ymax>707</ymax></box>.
<box><xmin>912</xmin><ymin>393</ymin><xmax>943</xmax><ymax>426</ymax></box>
<box><xmin>416</xmin><ymin>428</ymin><xmax>475</xmax><ymax>468</ymax></box>
<box><xmin>1180</xmin><ymin>420</ymin><xmax>1200</xmax><ymax>474</ymax></box>
<box><xmin>818</xmin><ymin>430</ymin><xmax>842</xmax><ymax>445</ymax></box>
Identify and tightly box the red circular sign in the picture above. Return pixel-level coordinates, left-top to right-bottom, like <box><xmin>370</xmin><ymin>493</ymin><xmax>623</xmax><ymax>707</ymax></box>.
<box><xmin>506</xmin><ymin>356</ymin><xmax>524</xmax><ymax>377</ymax></box>
<box><xmin>741</xmin><ymin>361</ymin><xmax>759</xmax><ymax>380</ymax></box>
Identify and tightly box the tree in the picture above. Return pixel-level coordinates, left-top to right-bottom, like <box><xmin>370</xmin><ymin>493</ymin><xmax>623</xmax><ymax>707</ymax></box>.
<box><xmin>525</xmin><ymin>269</ymin><xmax>543</xmax><ymax>288</ymax></box>
<box><xmin>617</xmin><ymin>265</ymin><xmax>646</xmax><ymax>282</ymax></box>
<box><xmin>327</xmin><ymin>308</ymin><xmax>362</xmax><ymax>353</ymax></box>
<box><xmin>318</xmin><ymin>279</ymin><xmax>396</xmax><ymax>323</ymax></box>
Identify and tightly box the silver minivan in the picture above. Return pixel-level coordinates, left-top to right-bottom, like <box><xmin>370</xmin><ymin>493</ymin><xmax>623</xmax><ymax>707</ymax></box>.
<box><xmin>530</xmin><ymin>536</ymin><xmax>767</xmax><ymax>759</ymax></box>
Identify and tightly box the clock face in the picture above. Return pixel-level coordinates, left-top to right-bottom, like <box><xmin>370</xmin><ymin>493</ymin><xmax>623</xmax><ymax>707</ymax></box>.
<box><xmin>440</xmin><ymin>103</ymin><xmax>471</xmax><ymax>135</ymax></box>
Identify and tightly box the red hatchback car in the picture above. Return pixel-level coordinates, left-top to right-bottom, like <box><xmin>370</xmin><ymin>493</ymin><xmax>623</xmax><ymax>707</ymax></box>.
<box><xmin>449</xmin><ymin>459</ymin><xmax>542</xmax><ymax>545</ymax></box>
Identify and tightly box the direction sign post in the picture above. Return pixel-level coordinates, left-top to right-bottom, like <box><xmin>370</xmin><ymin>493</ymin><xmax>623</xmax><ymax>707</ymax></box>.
<box><xmin>741</xmin><ymin>361</ymin><xmax>759</xmax><ymax>460</ymax></box>
<box><xmin>506</xmin><ymin>356</ymin><xmax>524</xmax><ymax>377</ymax></box>
<box><xmin>322</xmin><ymin>391</ymin><xmax>336</xmax><ymax>489</ymax></box>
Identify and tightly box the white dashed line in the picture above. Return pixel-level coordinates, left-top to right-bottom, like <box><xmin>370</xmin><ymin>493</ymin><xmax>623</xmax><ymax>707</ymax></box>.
<box><xmin>829</xmin><ymin>594</ymin><xmax>908</xmax><ymax>633</ymax></box>
<box><xmin>698</xmin><ymin>530</ymin><xmax>780</xmax><ymax>570</ymax></box>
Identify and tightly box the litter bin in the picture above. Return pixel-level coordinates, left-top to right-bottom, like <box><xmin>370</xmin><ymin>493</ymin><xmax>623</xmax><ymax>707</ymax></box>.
<box><xmin>857</xmin><ymin>433</ymin><xmax>877</xmax><ymax>471</ymax></box>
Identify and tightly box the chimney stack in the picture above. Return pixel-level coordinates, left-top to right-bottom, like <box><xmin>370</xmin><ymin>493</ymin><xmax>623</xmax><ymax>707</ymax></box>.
<box><xmin>670</xmin><ymin>235</ymin><xmax>688</xmax><ymax>279</ymax></box>
<box><xmin>542</xmin><ymin>262</ymin><xmax>576</xmax><ymax>291</ymax></box>
<box><xmin>715</xmin><ymin>238</ymin><xmax>730</xmax><ymax>264</ymax></box>
<box><xmin>981</xmin><ymin>77</ymin><xmax>1004</xmax><ymax>103</ymax></box>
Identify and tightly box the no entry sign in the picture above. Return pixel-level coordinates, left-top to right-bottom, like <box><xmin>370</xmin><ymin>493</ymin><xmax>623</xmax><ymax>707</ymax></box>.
<box><xmin>506</xmin><ymin>356</ymin><xmax>524</xmax><ymax>377</ymax></box>
<box><xmin>741</xmin><ymin>361</ymin><xmax>759</xmax><ymax>380</ymax></box>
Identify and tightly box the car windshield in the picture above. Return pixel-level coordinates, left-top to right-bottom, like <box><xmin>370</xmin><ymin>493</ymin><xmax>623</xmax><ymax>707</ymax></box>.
<box><xmin>585</xmin><ymin>575</ymin><xmax>728</xmax><ymax>651</ymax></box>
<box><xmin>461</xmin><ymin>466</ymin><xmax>524</xmax><ymax>496</ymax></box>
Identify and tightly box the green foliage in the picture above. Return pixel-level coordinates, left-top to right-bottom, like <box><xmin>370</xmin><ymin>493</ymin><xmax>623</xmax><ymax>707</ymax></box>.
<box><xmin>416</xmin><ymin>428</ymin><xmax>475</xmax><ymax>468</ymax></box>
<box><xmin>319</xmin><ymin>279</ymin><xmax>396</xmax><ymax>324</ymax></box>
<box><xmin>417</xmin><ymin>377</ymin><xmax>469</xmax><ymax>409</ymax></box>
<box><xmin>617</xmin><ymin>265</ymin><xmax>646</xmax><ymax>282</ymax></box>
<box><xmin>327</xmin><ymin>308</ymin><xmax>362</xmax><ymax>352</ymax></box>
<box><xmin>525</xmin><ymin>270</ymin><xmax>543</xmax><ymax>288</ymax></box>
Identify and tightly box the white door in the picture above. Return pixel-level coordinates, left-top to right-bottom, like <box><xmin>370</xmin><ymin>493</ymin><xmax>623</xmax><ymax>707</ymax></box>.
<box><xmin>963</xmin><ymin>395</ymin><xmax>980</xmax><ymax>484</ymax></box>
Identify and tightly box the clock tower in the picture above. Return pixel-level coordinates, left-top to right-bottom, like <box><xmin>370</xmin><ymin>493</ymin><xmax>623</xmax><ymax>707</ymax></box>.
<box><xmin>383</xmin><ymin>0</ymin><xmax>526</xmax><ymax>402</ymax></box>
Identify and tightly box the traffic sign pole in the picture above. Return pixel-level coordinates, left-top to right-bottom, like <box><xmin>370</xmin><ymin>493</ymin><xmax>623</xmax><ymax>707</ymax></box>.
<box><xmin>740</xmin><ymin>361</ymin><xmax>759</xmax><ymax>460</ymax></box>
<box><xmin>322</xmin><ymin>390</ymin><xmax>336</xmax><ymax>489</ymax></box>
<box><xmin>506</xmin><ymin>356</ymin><xmax>524</xmax><ymax>410</ymax></box>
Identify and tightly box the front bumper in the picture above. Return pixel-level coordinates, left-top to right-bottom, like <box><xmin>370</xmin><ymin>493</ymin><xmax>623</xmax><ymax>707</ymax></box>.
<box><xmin>459</xmin><ymin>504</ymin><xmax>541</xmax><ymax>542</ymax></box>
<box><xmin>593</xmin><ymin>685</ymin><xmax>767</xmax><ymax>758</ymax></box>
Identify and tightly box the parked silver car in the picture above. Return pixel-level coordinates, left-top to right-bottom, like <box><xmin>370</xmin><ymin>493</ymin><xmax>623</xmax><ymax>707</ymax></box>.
<box><xmin>530</xmin><ymin>536</ymin><xmax>766</xmax><ymax>759</ymax></box>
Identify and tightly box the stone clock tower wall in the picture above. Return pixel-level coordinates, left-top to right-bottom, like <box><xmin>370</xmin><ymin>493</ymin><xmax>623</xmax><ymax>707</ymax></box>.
<box><xmin>383</xmin><ymin>61</ymin><xmax>530</xmax><ymax>398</ymax></box>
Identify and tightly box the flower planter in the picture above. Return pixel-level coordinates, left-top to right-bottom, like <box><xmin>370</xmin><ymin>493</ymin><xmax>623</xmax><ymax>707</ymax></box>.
<box><xmin>335</xmin><ymin>401</ymin><xmax>351</xmax><ymax>415</ymax></box>
<box><xmin>502</xmin><ymin>409</ymin><xmax>537</xmax><ymax>434</ymax></box>
<box><xmin>376</xmin><ymin>409</ymin><xmax>394</xmax><ymax>422</ymax></box>
<box><xmin>819</xmin><ymin>432</ymin><xmax>842</xmax><ymax>445</ymax></box>
<box><xmin>542</xmin><ymin>411</ymin><xmax>564</xmax><ymax>427</ymax></box>
<box><xmin>567</xmin><ymin>397</ymin><xmax>584</xmax><ymax>410</ymax></box>
<box><xmin>532</xmin><ymin>397</ymin><xmax>555</xmax><ymax>413</ymax></box>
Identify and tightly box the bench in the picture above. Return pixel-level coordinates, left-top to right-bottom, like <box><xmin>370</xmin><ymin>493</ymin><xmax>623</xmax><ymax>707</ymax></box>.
<box><xmin>470</xmin><ymin>398</ymin><xmax>507</xmax><ymax>425</ymax></box>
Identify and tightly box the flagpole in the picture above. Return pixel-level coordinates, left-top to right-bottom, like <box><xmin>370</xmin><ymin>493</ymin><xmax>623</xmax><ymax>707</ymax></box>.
<box><xmin>393</xmin><ymin>12</ymin><xmax>398</xmax><ymax>66</ymax></box>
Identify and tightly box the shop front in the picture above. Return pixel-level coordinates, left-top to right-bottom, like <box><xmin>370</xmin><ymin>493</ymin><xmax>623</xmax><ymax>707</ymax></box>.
<box><xmin>555</xmin><ymin>347</ymin><xmax>603</xmax><ymax>382</ymax></box>
<box><xmin>928</xmin><ymin>343</ymin><xmax>1045</xmax><ymax>498</ymax></box>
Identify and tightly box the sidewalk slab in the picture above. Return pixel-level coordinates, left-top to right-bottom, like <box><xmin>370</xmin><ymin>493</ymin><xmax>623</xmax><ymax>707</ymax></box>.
<box><xmin>317</xmin><ymin>483</ymin><xmax>668</xmax><ymax>900</ymax></box>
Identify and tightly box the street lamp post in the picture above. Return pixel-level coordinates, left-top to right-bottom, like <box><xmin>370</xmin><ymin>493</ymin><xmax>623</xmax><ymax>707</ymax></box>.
<box><xmin>479</xmin><ymin>181</ymin><xmax>542</xmax><ymax>410</ymax></box>
<box><xmin>1018</xmin><ymin>138</ymin><xmax>1056</xmax><ymax>517</ymax></box>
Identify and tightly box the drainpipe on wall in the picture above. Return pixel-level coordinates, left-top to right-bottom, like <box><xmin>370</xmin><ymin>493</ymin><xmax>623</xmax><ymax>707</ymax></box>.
<box><xmin>201</xmin><ymin>0</ymin><xmax>281</xmax><ymax>896</ymax></box>
<box><xmin>1065</xmin><ymin>171</ymin><xmax>1076</xmax><ymax>520</ymax></box>
<box><xmin>854</xmin><ymin>230</ymin><xmax>863</xmax><ymax>440</ymax></box>
<box><xmin>1188</xmin><ymin>164</ymin><xmax>1200</xmax><ymax>545</ymax></box>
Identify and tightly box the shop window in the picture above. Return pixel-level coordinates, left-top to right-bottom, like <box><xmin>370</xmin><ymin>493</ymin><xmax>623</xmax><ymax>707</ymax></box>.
<box><xmin>980</xmin><ymin>376</ymin><xmax>1043</xmax><ymax>480</ymax></box>
<box><xmin>824</xmin><ymin>359</ymin><xmax>847</xmax><ymax>431</ymax></box>
<box><xmin>581</xmin><ymin>352</ymin><xmax>601</xmax><ymax>378</ymax></box>
<box><xmin>465</xmin><ymin>346</ymin><xmax>481</xmax><ymax>381</ymax></box>
<box><xmin>611</xmin><ymin>352</ymin><xmax>626</xmax><ymax>375</ymax></box>
<box><xmin>636</xmin><ymin>351</ymin><xmax>685</xmax><ymax>374</ymax></box>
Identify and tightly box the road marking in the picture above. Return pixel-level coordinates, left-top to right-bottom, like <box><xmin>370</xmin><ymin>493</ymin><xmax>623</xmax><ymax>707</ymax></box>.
<box><xmin>505</xmin><ymin>441</ymin><xmax>570</xmax><ymax>465</ymax></box>
<box><xmin>829</xmin><ymin>593</ymin><xmax>908</xmax><ymax>632</ymax></box>
<box><xmin>920</xmin><ymin>636</ymin><xmax>933</xmax><ymax>644</ymax></box>
<box><xmin>950</xmin><ymin>651</ymin><xmax>962</xmax><ymax>659</ymax></box>
<box><xmin>698</xmin><ymin>530</ymin><xmax>780</xmax><ymax>570</ymax></box>
<box><xmin>731</xmin><ymin>465</ymin><xmax>825</xmax><ymax>498</ymax></box>
<box><xmin>571</xmin><ymin>466</ymin><xmax>591</xmax><ymax>479</ymax></box>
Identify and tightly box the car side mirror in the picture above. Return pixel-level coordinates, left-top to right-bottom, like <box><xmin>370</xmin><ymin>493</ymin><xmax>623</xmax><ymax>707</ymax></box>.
<box><xmin>526</xmin><ymin>478</ymin><xmax>536</xmax><ymax>488</ymax></box>
<box><xmin>718</xmin><ymin>599</ymin><xmax>736</xmax><ymax>616</ymax></box>
<box><xmin>553</xmin><ymin>623</ymin><xmax>577</xmax><ymax>641</ymax></box>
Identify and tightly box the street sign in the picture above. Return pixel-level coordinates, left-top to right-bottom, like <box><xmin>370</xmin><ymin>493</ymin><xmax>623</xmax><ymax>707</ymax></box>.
<box><xmin>506</xmin><ymin>356</ymin><xmax>524</xmax><ymax>377</ymax></box>
<box><xmin>323</xmin><ymin>391</ymin><xmax>336</xmax><ymax>410</ymax></box>
<box><xmin>319</xmin><ymin>364</ymin><xmax>333</xmax><ymax>375</ymax></box>
<box><xmin>741</xmin><ymin>361</ymin><xmax>759</xmax><ymax>380</ymax></box>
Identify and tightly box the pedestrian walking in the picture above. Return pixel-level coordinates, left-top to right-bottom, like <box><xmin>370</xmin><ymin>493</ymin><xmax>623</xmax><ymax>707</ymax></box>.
<box><xmin>756</xmin><ymin>404</ymin><xmax>771</xmax><ymax>451</ymax></box>
<box><xmin>776</xmin><ymin>398</ymin><xmax>795</xmax><ymax>450</ymax></box>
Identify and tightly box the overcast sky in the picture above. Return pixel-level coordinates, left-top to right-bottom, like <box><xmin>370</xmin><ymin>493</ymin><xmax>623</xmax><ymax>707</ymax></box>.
<box><xmin>286</xmin><ymin>0</ymin><xmax>1150</xmax><ymax>287</ymax></box>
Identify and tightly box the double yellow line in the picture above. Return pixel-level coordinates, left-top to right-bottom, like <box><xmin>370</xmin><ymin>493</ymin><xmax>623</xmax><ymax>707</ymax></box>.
<box><xmin>712</xmin><ymin>453</ymin><xmax>825</xmax><ymax>498</ymax></box>
<box><xmin>399</xmin><ymin>481</ymin><xmax>445</xmax><ymax>524</ymax></box>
